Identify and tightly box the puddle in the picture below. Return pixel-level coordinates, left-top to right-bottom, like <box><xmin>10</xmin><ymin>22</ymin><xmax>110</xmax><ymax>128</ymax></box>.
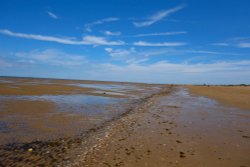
<box><xmin>0</xmin><ymin>79</ymin><xmax>14</xmax><ymax>83</ymax></box>
<box><xmin>0</xmin><ymin>94</ymin><xmax>125</xmax><ymax>114</ymax></box>
<box><xmin>0</xmin><ymin>122</ymin><xmax>10</xmax><ymax>133</ymax></box>
<box><xmin>69</xmin><ymin>83</ymin><xmax>138</xmax><ymax>92</ymax></box>
<box><xmin>93</xmin><ymin>91</ymin><xmax>126</xmax><ymax>96</ymax></box>
<box><xmin>160</xmin><ymin>87</ymin><xmax>250</xmax><ymax>132</ymax></box>
<box><xmin>0</xmin><ymin>94</ymin><xmax>129</xmax><ymax>144</ymax></box>
<box><xmin>0</xmin><ymin>77</ymin><xmax>164</xmax><ymax>145</ymax></box>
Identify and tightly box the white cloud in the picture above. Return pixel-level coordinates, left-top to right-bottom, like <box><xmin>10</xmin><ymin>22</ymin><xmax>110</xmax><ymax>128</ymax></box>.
<box><xmin>135</xmin><ymin>31</ymin><xmax>187</xmax><ymax>37</ymax></box>
<box><xmin>104</xmin><ymin>47</ymin><xmax>237</xmax><ymax>64</ymax></box>
<box><xmin>105</xmin><ymin>47</ymin><xmax>135</xmax><ymax>58</ymax></box>
<box><xmin>91</xmin><ymin>60</ymin><xmax>250</xmax><ymax>84</ymax></box>
<box><xmin>105</xmin><ymin>48</ymin><xmax>113</xmax><ymax>52</ymax></box>
<box><xmin>229</xmin><ymin>37</ymin><xmax>250</xmax><ymax>41</ymax></box>
<box><xmin>237</xmin><ymin>42</ymin><xmax>250</xmax><ymax>48</ymax></box>
<box><xmin>139</xmin><ymin>48</ymin><xmax>241</xmax><ymax>57</ymax></box>
<box><xmin>15</xmin><ymin>49</ymin><xmax>87</xmax><ymax>66</ymax></box>
<box><xmin>2</xmin><ymin>49</ymin><xmax>250</xmax><ymax>84</ymax></box>
<box><xmin>0</xmin><ymin>29</ymin><xmax>79</xmax><ymax>44</ymax></box>
<box><xmin>0</xmin><ymin>29</ymin><xmax>124</xmax><ymax>46</ymax></box>
<box><xmin>125</xmin><ymin>58</ymin><xmax>149</xmax><ymax>64</ymax></box>
<box><xmin>105</xmin><ymin>47</ymin><xmax>162</xmax><ymax>61</ymax></box>
<box><xmin>47</xmin><ymin>11</ymin><xmax>58</xmax><ymax>19</ymax></box>
<box><xmin>104</xmin><ymin>30</ymin><xmax>121</xmax><ymax>36</ymax></box>
<box><xmin>134</xmin><ymin>41</ymin><xmax>187</xmax><ymax>47</ymax></box>
<box><xmin>104</xmin><ymin>47</ymin><xmax>241</xmax><ymax>66</ymax></box>
<box><xmin>84</xmin><ymin>17</ymin><xmax>119</xmax><ymax>32</ymax></box>
<box><xmin>82</xmin><ymin>36</ymin><xmax>124</xmax><ymax>45</ymax></box>
<box><xmin>133</xmin><ymin>4</ymin><xmax>185</xmax><ymax>27</ymax></box>
<box><xmin>211</xmin><ymin>37</ymin><xmax>250</xmax><ymax>48</ymax></box>
<box><xmin>210</xmin><ymin>43</ymin><xmax>229</xmax><ymax>46</ymax></box>
<box><xmin>104</xmin><ymin>47</ymin><xmax>150</xmax><ymax>64</ymax></box>
<box><xmin>185</xmin><ymin>50</ymin><xmax>240</xmax><ymax>55</ymax></box>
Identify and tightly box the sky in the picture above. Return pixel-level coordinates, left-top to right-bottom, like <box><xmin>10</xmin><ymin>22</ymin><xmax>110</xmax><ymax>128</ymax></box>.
<box><xmin>0</xmin><ymin>0</ymin><xmax>250</xmax><ymax>84</ymax></box>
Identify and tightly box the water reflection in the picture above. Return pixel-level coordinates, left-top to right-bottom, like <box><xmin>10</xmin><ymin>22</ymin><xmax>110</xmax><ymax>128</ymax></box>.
<box><xmin>69</xmin><ymin>83</ymin><xmax>139</xmax><ymax>92</ymax></box>
<box><xmin>0</xmin><ymin>94</ymin><xmax>125</xmax><ymax>113</ymax></box>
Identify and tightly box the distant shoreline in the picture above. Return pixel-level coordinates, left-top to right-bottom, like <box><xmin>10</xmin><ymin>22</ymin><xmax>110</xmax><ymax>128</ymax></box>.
<box><xmin>1</xmin><ymin>76</ymin><xmax>249</xmax><ymax>86</ymax></box>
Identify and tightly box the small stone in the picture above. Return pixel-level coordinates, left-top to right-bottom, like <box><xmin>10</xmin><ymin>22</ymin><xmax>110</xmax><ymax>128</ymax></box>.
<box><xmin>179</xmin><ymin>151</ymin><xmax>186</xmax><ymax>158</ymax></box>
<box><xmin>180</xmin><ymin>154</ymin><xmax>186</xmax><ymax>158</ymax></box>
<box><xmin>176</xmin><ymin>140</ymin><xmax>182</xmax><ymax>143</ymax></box>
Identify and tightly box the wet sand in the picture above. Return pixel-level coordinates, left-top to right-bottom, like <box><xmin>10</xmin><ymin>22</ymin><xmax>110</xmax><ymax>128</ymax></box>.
<box><xmin>0</xmin><ymin>77</ymin><xmax>162</xmax><ymax>144</ymax></box>
<box><xmin>0</xmin><ymin>78</ymin><xmax>250</xmax><ymax>166</ymax></box>
<box><xmin>0</xmin><ymin>77</ymin><xmax>160</xmax><ymax>97</ymax></box>
<box><xmin>69</xmin><ymin>87</ymin><xmax>250</xmax><ymax>167</ymax></box>
<box><xmin>187</xmin><ymin>85</ymin><xmax>250</xmax><ymax>110</ymax></box>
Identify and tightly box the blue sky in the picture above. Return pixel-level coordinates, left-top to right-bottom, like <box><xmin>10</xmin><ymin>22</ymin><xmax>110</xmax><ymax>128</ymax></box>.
<box><xmin>0</xmin><ymin>0</ymin><xmax>250</xmax><ymax>84</ymax></box>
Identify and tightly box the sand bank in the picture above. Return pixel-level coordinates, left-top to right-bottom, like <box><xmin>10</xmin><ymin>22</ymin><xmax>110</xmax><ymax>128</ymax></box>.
<box><xmin>187</xmin><ymin>85</ymin><xmax>250</xmax><ymax>111</ymax></box>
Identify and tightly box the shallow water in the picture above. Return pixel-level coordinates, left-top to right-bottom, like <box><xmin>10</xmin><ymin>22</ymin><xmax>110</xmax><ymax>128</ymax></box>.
<box><xmin>0</xmin><ymin>94</ymin><xmax>124</xmax><ymax>113</ymax></box>
<box><xmin>93</xmin><ymin>91</ymin><xmax>127</xmax><ymax>96</ymax></box>
<box><xmin>0</xmin><ymin>94</ymin><xmax>130</xmax><ymax>144</ymax></box>
<box><xmin>0</xmin><ymin>77</ymin><xmax>164</xmax><ymax>145</ymax></box>
<box><xmin>68</xmin><ymin>83</ymin><xmax>136</xmax><ymax>91</ymax></box>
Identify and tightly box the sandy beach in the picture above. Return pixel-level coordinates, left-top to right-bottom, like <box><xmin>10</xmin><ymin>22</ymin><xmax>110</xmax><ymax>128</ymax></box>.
<box><xmin>188</xmin><ymin>85</ymin><xmax>250</xmax><ymax>111</ymax></box>
<box><xmin>1</xmin><ymin>0</ymin><xmax>250</xmax><ymax>166</ymax></box>
<box><xmin>0</xmin><ymin>78</ymin><xmax>249</xmax><ymax>166</ymax></box>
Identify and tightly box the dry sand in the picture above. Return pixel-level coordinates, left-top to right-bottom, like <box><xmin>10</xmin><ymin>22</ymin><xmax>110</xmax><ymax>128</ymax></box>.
<box><xmin>187</xmin><ymin>85</ymin><xmax>250</xmax><ymax>111</ymax></box>
<box><xmin>0</xmin><ymin>78</ymin><xmax>249</xmax><ymax>167</ymax></box>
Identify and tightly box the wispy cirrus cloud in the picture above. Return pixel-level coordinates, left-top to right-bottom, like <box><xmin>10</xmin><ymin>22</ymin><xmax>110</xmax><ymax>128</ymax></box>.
<box><xmin>185</xmin><ymin>49</ymin><xmax>241</xmax><ymax>55</ymax></box>
<box><xmin>104</xmin><ymin>47</ymin><xmax>241</xmax><ymax>65</ymax></box>
<box><xmin>15</xmin><ymin>49</ymin><xmax>87</xmax><ymax>66</ymax></box>
<box><xmin>83</xmin><ymin>36</ymin><xmax>124</xmax><ymax>45</ymax></box>
<box><xmin>92</xmin><ymin>60</ymin><xmax>250</xmax><ymax>84</ymax></box>
<box><xmin>105</xmin><ymin>47</ymin><xmax>135</xmax><ymax>59</ymax></box>
<box><xmin>104</xmin><ymin>30</ymin><xmax>121</xmax><ymax>36</ymax></box>
<box><xmin>47</xmin><ymin>11</ymin><xmax>58</xmax><ymax>19</ymax></box>
<box><xmin>102</xmin><ymin>60</ymin><xmax>250</xmax><ymax>74</ymax></box>
<box><xmin>133</xmin><ymin>4</ymin><xmax>185</xmax><ymax>27</ymax></box>
<box><xmin>134</xmin><ymin>31</ymin><xmax>187</xmax><ymax>37</ymax></box>
<box><xmin>237</xmin><ymin>42</ymin><xmax>250</xmax><ymax>48</ymax></box>
<box><xmin>139</xmin><ymin>48</ymin><xmax>241</xmax><ymax>58</ymax></box>
<box><xmin>104</xmin><ymin>47</ymin><xmax>226</xmax><ymax>65</ymax></box>
<box><xmin>0</xmin><ymin>29</ymin><xmax>124</xmax><ymax>46</ymax></box>
<box><xmin>84</xmin><ymin>17</ymin><xmax>119</xmax><ymax>32</ymax></box>
<box><xmin>210</xmin><ymin>43</ymin><xmax>230</xmax><ymax>46</ymax></box>
<box><xmin>134</xmin><ymin>41</ymin><xmax>187</xmax><ymax>47</ymax></box>
<box><xmin>104</xmin><ymin>47</ymin><xmax>150</xmax><ymax>64</ymax></box>
<box><xmin>0</xmin><ymin>29</ymin><xmax>79</xmax><ymax>45</ymax></box>
<box><xmin>211</xmin><ymin>37</ymin><xmax>250</xmax><ymax>48</ymax></box>
<box><xmin>211</xmin><ymin>42</ymin><xmax>250</xmax><ymax>48</ymax></box>
<box><xmin>124</xmin><ymin>58</ymin><xmax>149</xmax><ymax>64</ymax></box>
